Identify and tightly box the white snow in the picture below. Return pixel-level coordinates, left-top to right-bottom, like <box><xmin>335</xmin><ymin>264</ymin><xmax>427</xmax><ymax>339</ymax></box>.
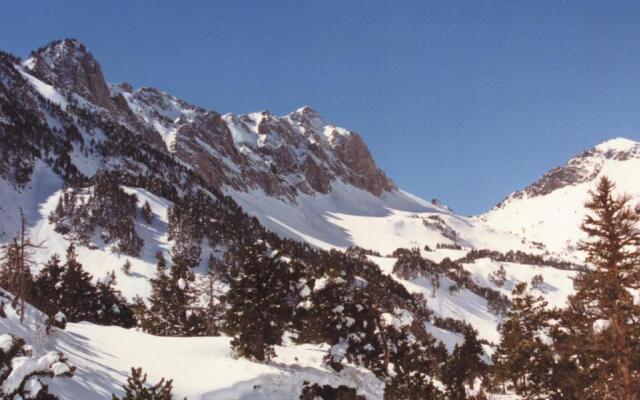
<box><xmin>594</xmin><ymin>137</ymin><xmax>639</xmax><ymax>152</ymax></box>
<box><xmin>0</xmin><ymin>334</ymin><xmax>13</xmax><ymax>352</ymax></box>
<box><xmin>2</xmin><ymin>351</ymin><xmax>64</xmax><ymax>395</ymax></box>
<box><xmin>17</xmin><ymin>67</ymin><xmax>69</xmax><ymax>109</ymax></box>
<box><xmin>0</xmin><ymin>291</ymin><xmax>383</xmax><ymax>399</ymax></box>
<box><xmin>227</xmin><ymin>181</ymin><xmax>531</xmax><ymax>256</ymax></box>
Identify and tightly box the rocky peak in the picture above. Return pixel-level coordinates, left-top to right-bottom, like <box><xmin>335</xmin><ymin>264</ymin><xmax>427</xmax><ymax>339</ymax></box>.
<box><xmin>497</xmin><ymin>137</ymin><xmax>640</xmax><ymax>206</ymax></box>
<box><xmin>24</xmin><ymin>39</ymin><xmax>117</xmax><ymax>113</ymax></box>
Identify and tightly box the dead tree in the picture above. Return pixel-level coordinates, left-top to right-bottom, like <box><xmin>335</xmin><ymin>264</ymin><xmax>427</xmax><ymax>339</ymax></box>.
<box><xmin>0</xmin><ymin>208</ymin><xmax>45</xmax><ymax>322</ymax></box>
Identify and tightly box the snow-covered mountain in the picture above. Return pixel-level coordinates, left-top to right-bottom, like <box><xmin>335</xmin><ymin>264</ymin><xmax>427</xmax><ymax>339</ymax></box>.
<box><xmin>24</xmin><ymin>39</ymin><xmax>395</xmax><ymax>201</ymax></box>
<box><xmin>479</xmin><ymin>137</ymin><xmax>640</xmax><ymax>257</ymax></box>
<box><xmin>3</xmin><ymin>39</ymin><xmax>537</xmax><ymax>257</ymax></box>
<box><xmin>1</xmin><ymin>38</ymin><xmax>636</xmax><ymax>399</ymax></box>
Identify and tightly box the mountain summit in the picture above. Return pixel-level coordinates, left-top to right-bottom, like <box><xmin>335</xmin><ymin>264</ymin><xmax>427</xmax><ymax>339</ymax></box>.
<box><xmin>480</xmin><ymin>137</ymin><xmax>640</xmax><ymax>253</ymax></box>
<box><xmin>24</xmin><ymin>39</ymin><xmax>118</xmax><ymax>114</ymax></box>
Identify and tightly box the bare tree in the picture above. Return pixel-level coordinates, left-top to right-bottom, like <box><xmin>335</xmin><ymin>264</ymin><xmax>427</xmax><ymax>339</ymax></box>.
<box><xmin>0</xmin><ymin>208</ymin><xmax>45</xmax><ymax>322</ymax></box>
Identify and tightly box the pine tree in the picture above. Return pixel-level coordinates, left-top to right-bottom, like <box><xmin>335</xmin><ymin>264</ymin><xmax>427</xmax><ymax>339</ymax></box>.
<box><xmin>122</xmin><ymin>259</ymin><xmax>132</xmax><ymax>275</ymax></box>
<box><xmin>492</xmin><ymin>282</ymin><xmax>554</xmax><ymax>397</ymax></box>
<box><xmin>530</xmin><ymin>274</ymin><xmax>544</xmax><ymax>290</ymax></box>
<box><xmin>111</xmin><ymin>367</ymin><xmax>184</xmax><ymax>400</ymax></box>
<box><xmin>442</xmin><ymin>329</ymin><xmax>487</xmax><ymax>400</ymax></box>
<box><xmin>56</xmin><ymin>244</ymin><xmax>98</xmax><ymax>322</ymax></box>
<box><xmin>383</xmin><ymin>327</ymin><xmax>444</xmax><ymax>400</ymax></box>
<box><xmin>196</xmin><ymin>256</ymin><xmax>225</xmax><ymax>336</ymax></box>
<box><xmin>299</xmin><ymin>382</ymin><xmax>366</xmax><ymax>400</ymax></box>
<box><xmin>223</xmin><ymin>241</ymin><xmax>301</xmax><ymax>361</ymax></box>
<box><xmin>141</xmin><ymin>201</ymin><xmax>153</xmax><ymax>224</ymax></box>
<box><xmin>31</xmin><ymin>254</ymin><xmax>65</xmax><ymax>322</ymax></box>
<box><xmin>488</xmin><ymin>265</ymin><xmax>506</xmax><ymax>287</ymax></box>
<box><xmin>94</xmin><ymin>271</ymin><xmax>135</xmax><ymax>328</ymax></box>
<box><xmin>553</xmin><ymin>177</ymin><xmax>640</xmax><ymax>399</ymax></box>
<box><xmin>143</xmin><ymin>257</ymin><xmax>203</xmax><ymax>336</ymax></box>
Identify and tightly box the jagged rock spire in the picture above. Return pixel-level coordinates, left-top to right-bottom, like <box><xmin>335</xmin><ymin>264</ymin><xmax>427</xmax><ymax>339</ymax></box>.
<box><xmin>24</xmin><ymin>39</ymin><xmax>117</xmax><ymax>113</ymax></box>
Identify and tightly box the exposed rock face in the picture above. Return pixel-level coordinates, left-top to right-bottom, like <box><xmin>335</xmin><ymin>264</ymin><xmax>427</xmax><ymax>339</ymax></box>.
<box><xmin>332</xmin><ymin>131</ymin><xmax>395</xmax><ymax>196</ymax></box>
<box><xmin>24</xmin><ymin>39</ymin><xmax>117</xmax><ymax>114</ymax></box>
<box><xmin>18</xmin><ymin>39</ymin><xmax>397</xmax><ymax>201</ymax></box>
<box><xmin>118</xmin><ymin>89</ymin><xmax>397</xmax><ymax>199</ymax></box>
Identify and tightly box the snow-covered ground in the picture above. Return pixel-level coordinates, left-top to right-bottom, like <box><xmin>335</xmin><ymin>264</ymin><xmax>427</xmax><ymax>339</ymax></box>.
<box><xmin>1</xmin><ymin>291</ymin><xmax>383</xmax><ymax>400</ymax></box>
<box><xmin>228</xmin><ymin>181</ymin><xmax>536</xmax><ymax>255</ymax></box>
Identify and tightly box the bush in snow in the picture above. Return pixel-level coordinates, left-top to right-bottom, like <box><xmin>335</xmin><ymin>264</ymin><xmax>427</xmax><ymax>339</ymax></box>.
<box><xmin>298</xmin><ymin>381</ymin><xmax>366</xmax><ymax>400</ymax></box>
<box><xmin>111</xmin><ymin>367</ymin><xmax>184</xmax><ymax>400</ymax></box>
<box><xmin>0</xmin><ymin>334</ymin><xmax>74</xmax><ymax>399</ymax></box>
<box><xmin>488</xmin><ymin>265</ymin><xmax>506</xmax><ymax>287</ymax></box>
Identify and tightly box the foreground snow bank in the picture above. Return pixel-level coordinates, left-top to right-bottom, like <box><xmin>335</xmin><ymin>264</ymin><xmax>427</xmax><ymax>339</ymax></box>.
<box><xmin>0</xmin><ymin>291</ymin><xmax>382</xmax><ymax>399</ymax></box>
<box><xmin>50</xmin><ymin>323</ymin><xmax>383</xmax><ymax>399</ymax></box>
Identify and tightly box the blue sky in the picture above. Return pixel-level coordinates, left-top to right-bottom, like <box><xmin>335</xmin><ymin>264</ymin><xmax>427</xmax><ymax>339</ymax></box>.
<box><xmin>2</xmin><ymin>1</ymin><xmax>640</xmax><ymax>214</ymax></box>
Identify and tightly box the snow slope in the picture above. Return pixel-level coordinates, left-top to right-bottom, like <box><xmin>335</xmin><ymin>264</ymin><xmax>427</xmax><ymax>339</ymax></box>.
<box><xmin>228</xmin><ymin>181</ymin><xmax>536</xmax><ymax>256</ymax></box>
<box><xmin>368</xmin><ymin>254</ymin><xmax>576</xmax><ymax>344</ymax></box>
<box><xmin>0</xmin><ymin>291</ymin><xmax>383</xmax><ymax>400</ymax></box>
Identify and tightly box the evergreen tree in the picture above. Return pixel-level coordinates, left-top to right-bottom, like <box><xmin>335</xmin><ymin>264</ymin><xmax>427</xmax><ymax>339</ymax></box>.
<box><xmin>142</xmin><ymin>257</ymin><xmax>203</xmax><ymax>336</ymax></box>
<box><xmin>94</xmin><ymin>271</ymin><xmax>135</xmax><ymax>328</ymax></box>
<box><xmin>299</xmin><ymin>382</ymin><xmax>366</xmax><ymax>400</ymax></box>
<box><xmin>223</xmin><ymin>241</ymin><xmax>301</xmax><ymax>361</ymax></box>
<box><xmin>492</xmin><ymin>282</ymin><xmax>554</xmax><ymax>398</ymax></box>
<box><xmin>31</xmin><ymin>254</ymin><xmax>65</xmax><ymax>322</ymax></box>
<box><xmin>553</xmin><ymin>177</ymin><xmax>640</xmax><ymax>399</ymax></box>
<box><xmin>530</xmin><ymin>274</ymin><xmax>544</xmax><ymax>290</ymax></box>
<box><xmin>48</xmin><ymin>172</ymin><xmax>144</xmax><ymax>256</ymax></box>
<box><xmin>383</xmin><ymin>327</ymin><xmax>444</xmax><ymax>400</ymax></box>
<box><xmin>488</xmin><ymin>265</ymin><xmax>506</xmax><ymax>287</ymax></box>
<box><xmin>141</xmin><ymin>201</ymin><xmax>153</xmax><ymax>224</ymax></box>
<box><xmin>30</xmin><ymin>245</ymin><xmax>132</xmax><ymax>326</ymax></box>
<box><xmin>196</xmin><ymin>256</ymin><xmax>225</xmax><ymax>336</ymax></box>
<box><xmin>442</xmin><ymin>329</ymin><xmax>487</xmax><ymax>400</ymax></box>
<box><xmin>111</xmin><ymin>367</ymin><xmax>184</xmax><ymax>400</ymax></box>
<box><xmin>122</xmin><ymin>259</ymin><xmax>132</xmax><ymax>276</ymax></box>
<box><xmin>57</xmin><ymin>244</ymin><xmax>98</xmax><ymax>322</ymax></box>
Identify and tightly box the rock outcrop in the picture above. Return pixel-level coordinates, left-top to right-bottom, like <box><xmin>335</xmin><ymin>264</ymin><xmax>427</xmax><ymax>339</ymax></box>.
<box><xmin>24</xmin><ymin>39</ymin><xmax>118</xmax><ymax>114</ymax></box>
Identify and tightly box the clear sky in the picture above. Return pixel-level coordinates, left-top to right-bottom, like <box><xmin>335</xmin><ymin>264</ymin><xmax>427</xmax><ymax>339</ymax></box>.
<box><xmin>2</xmin><ymin>1</ymin><xmax>640</xmax><ymax>214</ymax></box>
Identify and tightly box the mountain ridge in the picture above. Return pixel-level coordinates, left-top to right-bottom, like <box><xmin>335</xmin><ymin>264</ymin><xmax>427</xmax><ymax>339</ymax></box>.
<box><xmin>22</xmin><ymin>38</ymin><xmax>396</xmax><ymax>202</ymax></box>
